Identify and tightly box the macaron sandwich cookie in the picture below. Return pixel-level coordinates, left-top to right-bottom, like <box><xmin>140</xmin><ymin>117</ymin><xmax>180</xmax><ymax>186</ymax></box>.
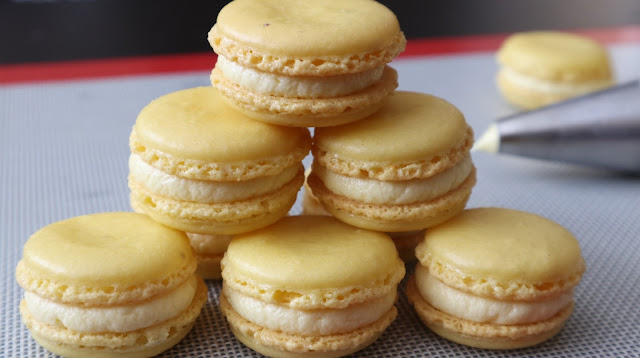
<box><xmin>186</xmin><ymin>232</ymin><xmax>234</xmax><ymax>279</ymax></box>
<box><xmin>308</xmin><ymin>91</ymin><xmax>476</xmax><ymax>232</ymax></box>
<box><xmin>219</xmin><ymin>215</ymin><xmax>406</xmax><ymax>357</ymax></box>
<box><xmin>128</xmin><ymin>87</ymin><xmax>311</xmax><ymax>275</ymax></box>
<box><xmin>16</xmin><ymin>212</ymin><xmax>207</xmax><ymax>358</ymax></box>
<box><xmin>406</xmin><ymin>208</ymin><xmax>586</xmax><ymax>349</ymax></box>
<box><xmin>208</xmin><ymin>0</ymin><xmax>406</xmax><ymax>127</ymax></box>
<box><xmin>496</xmin><ymin>31</ymin><xmax>614</xmax><ymax>109</ymax></box>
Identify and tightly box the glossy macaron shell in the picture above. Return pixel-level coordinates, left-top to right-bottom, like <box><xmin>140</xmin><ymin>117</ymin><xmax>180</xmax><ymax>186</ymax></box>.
<box><xmin>314</xmin><ymin>91</ymin><xmax>469</xmax><ymax>166</ymax></box>
<box><xmin>132</xmin><ymin>86</ymin><xmax>311</xmax><ymax>172</ymax></box>
<box><xmin>224</xmin><ymin>215</ymin><xmax>403</xmax><ymax>293</ymax></box>
<box><xmin>211</xmin><ymin>0</ymin><xmax>404</xmax><ymax>74</ymax></box>
<box><xmin>17</xmin><ymin>212</ymin><xmax>195</xmax><ymax>305</ymax></box>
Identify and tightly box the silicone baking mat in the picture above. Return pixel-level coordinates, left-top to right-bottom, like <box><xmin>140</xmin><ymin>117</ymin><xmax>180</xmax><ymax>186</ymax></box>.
<box><xmin>1</xmin><ymin>42</ymin><xmax>639</xmax><ymax>357</ymax></box>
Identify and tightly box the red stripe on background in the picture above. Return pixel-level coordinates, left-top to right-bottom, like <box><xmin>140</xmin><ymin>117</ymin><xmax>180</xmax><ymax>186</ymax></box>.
<box><xmin>0</xmin><ymin>52</ymin><xmax>217</xmax><ymax>85</ymax></box>
<box><xmin>1</xmin><ymin>26</ymin><xmax>639</xmax><ymax>84</ymax></box>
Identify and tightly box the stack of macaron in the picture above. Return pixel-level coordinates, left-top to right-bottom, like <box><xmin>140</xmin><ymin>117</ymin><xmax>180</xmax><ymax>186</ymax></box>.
<box><xmin>203</xmin><ymin>0</ymin><xmax>418</xmax><ymax>355</ymax></box>
<box><xmin>16</xmin><ymin>0</ymin><xmax>590</xmax><ymax>357</ymax></box>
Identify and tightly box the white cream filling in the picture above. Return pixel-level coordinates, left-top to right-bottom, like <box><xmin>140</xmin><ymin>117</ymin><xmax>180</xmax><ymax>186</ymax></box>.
<box><xmin>186</xmin><ymin>232</ymin><xmax>233</xmax><ymax>254</ymax></box>
<box><xmin>216</xmin><ymin>55</ymin><xmax>385</xmax><ymax>98</ymax></box>
<box><xmin>501</xmin><ymin>67</ymin><xmax>611</xmax><ymax>95</ymax></box>
<box><xmin>129</xmin><ymin>154</ymin><xmax>299</xmax><ymax>203</ymax></box>
<box><xmin>224</xmin><ymin>285</ymin><xmax>396</xmax><ymax>335</ymax></box>
<box><xmin>415</xmin><ymin>265</ymin><xmax>573</xmax><ymax>325</ymax></box>
<box><xmin>314</xmin><ymin>156</ymin><xmax>473</xmax><ymax>205</ymax></box>
<box><xmin>472</xmin><ymin>123</ymin><xmax>500</xmax><ymax>154</ymax></box>
<box><xmin>25</xmin><ymin>276</ymin><xmax>197</xmax><ymax>333</ymax></box>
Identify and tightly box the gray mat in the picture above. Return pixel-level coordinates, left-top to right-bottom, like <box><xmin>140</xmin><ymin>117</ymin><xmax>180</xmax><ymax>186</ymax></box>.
<box><xmin>1</xmin><ymin>44</ymin><xmax>640</xmax><ymax>357</ymax></box>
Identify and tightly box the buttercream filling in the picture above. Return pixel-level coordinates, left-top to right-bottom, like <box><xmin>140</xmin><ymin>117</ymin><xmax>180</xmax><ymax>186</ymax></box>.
<box><xmin>415</xmin><ymin>265</ymin><xmax>573</xmax><ymax>325</ymax></box>
<box><xmin>216</xmin><ymin>55</ymin><xmax>385</xmax><ymax>98</ymax></box>
<box><xmin>314</xmin><ymin>155</ymin><xmax>473</xmax><ymax>205</ymax></box>
<box><xmin>224</xmin><ymin>284</ymin><xmax>396</xmax><ymax>335</ymax></box>
<box><xmin>186</xmin><ymin>232</ymin><xmax>233</xmax><ymax>254</ymax></box>
<box><xmin>501</xmin><ymin>67</ymin><xmax>612</xmax><ymax>95</ymax></box>
<box><xmin>25</xmin><ymin>276</ymin><xmax>197</xmax><ymax>333</ymax></box>
<box><xmin>129</xmin><ymin>154</ymin><xmax>299</xmax><ymax>203</ymax></box>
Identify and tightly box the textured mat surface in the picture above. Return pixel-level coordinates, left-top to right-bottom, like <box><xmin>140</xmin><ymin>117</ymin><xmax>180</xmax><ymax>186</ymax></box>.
<box><xmin>1</xmin><ymin>44</ymin><xmax>639</xmax><ymax>357</ymax></box>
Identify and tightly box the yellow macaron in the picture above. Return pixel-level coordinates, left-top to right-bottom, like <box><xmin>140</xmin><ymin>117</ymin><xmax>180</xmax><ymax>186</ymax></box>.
<box><xmin>496</xmin><ymin>31</ymin><xmax>614</xmax><ymax>109</ymax></box>
<box><xmin>219</xmin><ymin>215</ymin><xmax>405</xmax><ymax>357</ymax></box>
<box><xmin>186</xmin><ymin>232</ymin><xmax>233</xmax><ymax>280</ymax></box>
<box><xmin>129</xmin><ymin>85</ymin><xmax>309</xmax><ymax>221</ymax></box>
<box><xmin>208</xmin><ymin>0</ymin><xmax>405</xmax><ymax>127</ymax></box>
<box><xmin>16</xmin><ymin>212</ymin><xmax>207</xmax><ymax>358</ymax></box>
<box><xmin>406</xmin><ymin>207</ymin><xmax>586</xmax><ymax>349</ymax></box>
<box><xmin>308</xmin><ymin>91</ymin><xmax>476</xmax><ymax>232</ymax></box>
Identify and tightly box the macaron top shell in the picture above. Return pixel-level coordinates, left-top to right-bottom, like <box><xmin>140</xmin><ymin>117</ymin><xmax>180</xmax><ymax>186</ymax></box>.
<box><xmin>226</xmin><ymin>215</ymin><xmax>400</xmax><ymax>289</ymax></box>
<box><xmin>314</xmin><ymin>91</ymin><xmax>468</xmax><ymax>163</ymax></box>
<box><xmin>497</xmin><ymin>31</ymin><xmax>612</xmax><ymax>82</ymax></box>
<box><xmin>214</xmin><ymin>0</ymin><xmax>400</xmax><ymax>57</ymax></box>
<box><xmin>17</xmin><ymin>212</ymin><xmax>197</xmax><ymax>305</ymax></box>
<box><xmin>415</xmin><ymin>208</ymin><xmax>585</xmax><ymax>300</ymax></box>
<box><xmin>222</xmin><ymin>215</ymin><xmax>405</xmax><ymax>308</ymax></box>
<box><xmin>133</xmin><ymin>87</ymin><xmax>310</xmax><ymax>163</ymax></box>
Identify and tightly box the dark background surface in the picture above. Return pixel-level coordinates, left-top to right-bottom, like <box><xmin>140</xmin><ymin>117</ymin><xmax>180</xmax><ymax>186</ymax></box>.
<box><xmin>1</xmin><ymin>0</ymin><xmax>640</xmax><ymax>64</ymax></box>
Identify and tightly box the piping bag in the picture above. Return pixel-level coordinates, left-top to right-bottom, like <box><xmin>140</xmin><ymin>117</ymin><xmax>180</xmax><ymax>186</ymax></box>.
<box><xmin>474</xmin><ymin>80</ymin><xmax>640</xmax><ymax>173</ymax></box>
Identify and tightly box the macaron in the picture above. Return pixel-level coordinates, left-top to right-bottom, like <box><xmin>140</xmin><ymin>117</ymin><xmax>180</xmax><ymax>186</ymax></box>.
<box><xmin>186</xmin><ymin>232</ymin><xmax>233</xmax><ymax>280</ymax></box>
<box><xmin>208</xmin><ymin>0</ymin><xmax>405</xmax><ymax>127</ymax></box>
<box><xmin>496</xmin><ymin>31</ymin><xmax>614</xmax><ymax>109</ymax></box>
<box><xmin>219</xmin><ymin>215</ymin><xmax>406</xmax><ymax>357</ymax></box>
<box><xmin>16</xmin><ymin>212</ymin><xmax>207</xmax><ymax>358</ymax></box>
<box><xmin>308</xmin><ymin>91</ymin><xmax>476</xmax><ymax>232</ymax></box>
<box><xmin>406</xmin><ymin>208</ymin><xmax>586</xmax><ymax>349</ymax></box>
<box><xmin>301</xmin><ymin>176</ymin><xmax>421</xmax><ymax>262</ymax></box>
<box><xmin>128</xmin><ymin>86</ymin><xmax>310</xmax><ymax>236</ymax></box>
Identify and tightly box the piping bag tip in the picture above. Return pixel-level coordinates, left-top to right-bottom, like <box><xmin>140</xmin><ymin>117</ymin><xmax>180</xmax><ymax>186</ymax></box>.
<box><xmin>473</xmin><ymin>80</ymin><xmax>640</xmax><ymax>172</ymax></box>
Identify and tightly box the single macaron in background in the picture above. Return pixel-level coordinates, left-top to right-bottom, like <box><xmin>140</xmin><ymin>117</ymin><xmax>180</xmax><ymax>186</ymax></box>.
<box><xmin>219</xmin><ymin>215</ymin><xmax>406</xmax><ymax>357</ymax></box>
<box><xmin>308</xmin><ymin>91</ymin><xmax>476</xmax><ymax>233</ymax></box>
<box><xmin>16</xmin><ymin>212</ymin><xmax>208</xmax><ymax>358</ymax></box>
<box><xmin>208</xmin><ymin>0</ymin><xmax>405</xmax><ymax>127</ymax></box>
<box><xmin>406</xmin><ymin>207</ymin><xmax>586</xmax><ymax>349</ymax></box>
<box><xmin>128</xmin><ymin>87</ymin><xmax>311</xmax><ymax>276</ymax></box>
<box><xmin>496</xmin><ymin>31</ymin><xmax>614</xmax><ymax>109</ymax></box>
